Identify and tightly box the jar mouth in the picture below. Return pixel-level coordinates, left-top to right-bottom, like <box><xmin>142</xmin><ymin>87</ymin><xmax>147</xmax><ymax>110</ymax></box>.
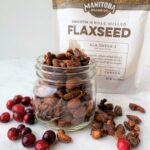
<box><xmin>36</xmin><ymin>55</ymin><xmax>96</xmax><ymax>70</ymax></box>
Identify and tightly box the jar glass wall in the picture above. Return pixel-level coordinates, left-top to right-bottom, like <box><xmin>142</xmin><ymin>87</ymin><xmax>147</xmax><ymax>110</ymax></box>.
<box><xmin>33</xmin><ymin>56</ymin><xmax>96</xmax><ymax>131</ymax></box>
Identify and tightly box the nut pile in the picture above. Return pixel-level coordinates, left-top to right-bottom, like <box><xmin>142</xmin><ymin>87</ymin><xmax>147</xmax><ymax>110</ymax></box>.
<box><xmin>91</xmin><ymin>99</ymin><xmax>124</xmax><ymax>139</ymax></box>
<box><xmin>90</xmin><ymin>99</ymin><xmax>146</xmax><ymax>149</ymax></box>
<box><xmin>43</xmin><ymin>48</ymin><xmax>90</xmax><ymax>67</ymax></box>
<box><xmin>36</xmin><ymin>49</ymin><xmax>95</xmax><ymax>128</ymax></box>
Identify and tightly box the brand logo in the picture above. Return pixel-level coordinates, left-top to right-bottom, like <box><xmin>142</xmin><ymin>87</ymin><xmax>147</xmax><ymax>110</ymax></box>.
<box><xmin>83</xmin><ymin>0</ymin><xmax>117</xmax><ymax>17</ymax></box>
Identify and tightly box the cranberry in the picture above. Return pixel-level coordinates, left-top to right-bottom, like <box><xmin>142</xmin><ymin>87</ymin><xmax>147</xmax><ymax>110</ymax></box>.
<box><xmin>29</xmin><ymin>100</ymin><xmax>33</xmax><ymax>107</ymax></box>
<box><xmin>21</xmin><ymin>127</ymin><xmax>32</xmax><ymax>136</ymax></box>
<box><xmin>13</xmin><ymin>112</ymin><xmax>25</xmax><ymax>122</ymax></box>
<box><xmin>42</xmin><ymin>130</ymin><xmax>56</xmax><ymax>145</ymax></box>
<box><xmin>22</xmin><ymin>133</ymin><xmax>36</xmax><ymax>147</ymax></box>
<box><xmin>7</xmin><ymin>128</ymin><xmax>19</xmax><ymax>141</ymax></box>
<box><xmin>21</xmin><ymin>96</ymin><xmax>31</xmax><ymax>106</ymax></box>
<box><xmin>17</xmin><ymin>124</ymin><xmax>26</xmax><ymax>132</ymax></box>
<box><xmin>117</xmin><ymin>138</ymin><xmax>130</xmax><ymax>150</ymax></box>
<box><xmin>12</xmin><ymin>104</ymin><xmax>25</xmax><ymax>113</ymax></box>
<box><xmin>13</xmin><ymin>95</ymin><xmax>23</xmax><ymax>104</ymax></box>
<box><xmin>6</xmin><ymin>100</ymin><xmax>16</xmax><ymax>110</ymax></box>
<box><xmin>35</xmin><ymin>140</ymin><xmax>50</xmax><ymax>150</ymax></box>
<box><xmin>23</xmin><ymin>113</ymin><xmax>35</xmax><ymax>125</ymax></box>
<box><xmin>0</xmin><ymin>112</ymin><xmax>10</xmax><ymax>123</ymax></box>
<box><xmin>25</xmin><ymin>108</ymin><xmax>34</xmax><ymax>114</ymax></box>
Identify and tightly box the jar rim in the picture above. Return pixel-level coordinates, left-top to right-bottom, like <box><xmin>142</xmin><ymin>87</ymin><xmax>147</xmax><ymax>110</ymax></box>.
<box><xmin>36</xmin><ymin>55</ymin><xmax>96</xmax><ymax>70</ymax></box>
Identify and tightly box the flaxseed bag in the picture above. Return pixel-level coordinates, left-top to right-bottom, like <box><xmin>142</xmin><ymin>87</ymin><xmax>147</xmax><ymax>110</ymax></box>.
<box><xmin>50</xmin><ymin>0</ymin><xmax>150</xmax><ymax>93</ymax></box>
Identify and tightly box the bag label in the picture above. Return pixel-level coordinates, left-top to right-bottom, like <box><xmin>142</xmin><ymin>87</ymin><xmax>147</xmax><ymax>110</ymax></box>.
<box><xmin>83</xmin><ymin>0</ymin><xmax>116</xmax><ymax>18</ymax></box>
<box><xmin>51</xmin><ymin>0</ymin><xmax>149</xmax><ymax>91</ymax></box>
<box><xmin>53</xmin><ymin>0</ymin><xmax>150</xmax><ymax>11</ymax></box>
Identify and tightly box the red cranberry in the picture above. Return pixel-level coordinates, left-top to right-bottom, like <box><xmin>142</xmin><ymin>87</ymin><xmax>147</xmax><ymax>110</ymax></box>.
<box><xmin>25</xmin><ymin>108</ymin><xmax>34</xmax><ymax>114</ymax></box>
<box><xmin>117</xmin><ymin>138</ymin><xmax>130</xmax><ymax>150</ymax></box>
<box><xmin>42</xmin><ymin>130</ymin><xmax>56</xmax><ymax>145</ymax></box>
<box><xmin>12</xmin><ymin>104</ymin><xmax>25</xmax><ymax>113</ymax></box>
<box><xmin>17</xmin><ymin>124</ymin><xmax>26</xmax><ymax>132</ymax></box>
<box><xmin>13</xmin><ymin>112</ymin><xmax>25</xmax><ymax>122</ymax></box>
<box><xmin>21</xmin><ymin>127</ymin><xmax>32</xmax><ymax>136</ymax></box>
<box><xmin>7</xmin><ymin>128</ymin><xmax>19</xmax><ymax>141</ymax></box>
<box><xmin>0</xmin><ymin>112</ymin><xmax>10</xmax><ymax>123</ymax></box>
<box><xmin>23</xmin><ymin>113</ymin><xmax>35</xmax><ymax>125</ymax></box>
<box><xmin>35</xmin><ymin>140</ymin><xmax>50</xmax><ymax>150</ymax></box>
<box><xmin>29</xmin><ymin>100</ymin><xmax>33</xmax><ymax>107</ymax></box>
<box><xmin>13</xmin><ymin>95</ymin><xmax>23</xmax><ymax>103</ymax></box>
<box><xmin>6</xmin><ymin>100</ymin><xmax>16</xmax><ymax>110</ymax></box>
<box><xmin>21</xmin><ymin>96</ymin><xmax>31</xmax><ymax>106</ymax></box>
<box><xmin>22</xmin><ymin>133</ymin><xmax>36</xmax><ymax>147</ymax></box>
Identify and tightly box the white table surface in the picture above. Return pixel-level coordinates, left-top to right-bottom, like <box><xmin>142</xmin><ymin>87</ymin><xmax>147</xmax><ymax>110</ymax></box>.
<box><xmin>0</xmin><ymin>59</ymin><xmax>150</xmax><ymax>150</ymax></box>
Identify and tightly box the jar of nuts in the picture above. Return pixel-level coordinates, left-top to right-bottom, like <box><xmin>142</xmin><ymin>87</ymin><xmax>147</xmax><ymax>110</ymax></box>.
<box><xmin>33</xmin><ymin>49</ymin><xmax>96</xmax><ymax>131</ymax></box>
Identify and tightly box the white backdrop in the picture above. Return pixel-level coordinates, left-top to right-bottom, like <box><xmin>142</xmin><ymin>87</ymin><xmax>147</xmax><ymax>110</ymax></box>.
<box><xmin>0</xmin><ymin>0</ymin><xmax>150</xmax><ymax>65</ymax></box>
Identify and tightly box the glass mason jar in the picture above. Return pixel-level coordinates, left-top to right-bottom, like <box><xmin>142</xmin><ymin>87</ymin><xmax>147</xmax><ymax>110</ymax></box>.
<box><xmin>33</xmin><ymin>55</ymin><xmax>96</xmax><ymax>131</ymax></box>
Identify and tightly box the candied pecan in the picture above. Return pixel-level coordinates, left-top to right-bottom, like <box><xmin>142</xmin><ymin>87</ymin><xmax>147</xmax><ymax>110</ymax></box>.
<box><xmin>57</xmin><ymin>114</ymin><xmax>72</xmax><ymax>127</ymax></box>
<box><xmin>134</xmin><ymin>125</ymin><xmax>140</xmax><ymax>132</ymax></box>
<box><xmin>107</xmin><ymin>111</ymin><xmax>117</xmax><ymax>119</ymax></box>
<box><xmin>129</xmin><ymin>103</ymin><xmax>146</xmax><ymax>113</ymax></box>
<box><xmin>63</xmin><ymin>89</ymin><xmax>82</xmax><ymax>101</ymax></box>
<box><xmin>128</xmin><ymin>120</ymin><xmax>136</xmax><ymax>127</ymax></box>
<box><xmin>56</xmin><ymin>53</ymin><xmax>66</xmax><ymax>60</ymax></box>
<box><xmin>105</xmin><ymin>104</ymin><xmax>114</xmax><ymax>111</ymax></box>
<box><xmin>115</xmin><ymin>124</ymin><xmax>125</xmax><ymax>139</ymax></box>
<box><xmin>66</xmin><ymin>77</ymin><xmax>81</xmax><ymax>90</ymax></box>
<box><xmin>64</xmin><ymin>58</ymin><xmax>81</xmax><ymax>67</ymax></box>
<box><xmin>67</xmin><ymin>98</ymin><xmax>81</xmax><ymax>109</ymax></box>
<box><xmin>57</xmin><ymin>119</ymin><xmax>71</xmax><ymax>127</ymax></box>
<box><xmin>114</xmin><ymin>105</ymin><xmax>122</xmax><ymax>116</ymax></box>
<box><xmin>81</xmin><ymin>57</ymin><xmax>90</xmax><ymax>66</ymax></box>
<box><xmin>44</xmin><ymin>52</ymin><xmax>53</xmax><ymax>65</ymax></box>
<box><xmin>107</xmin><ymin>120</ymin><xmax>115</xmax><ymax>126</ymax></box>
<box><xmin>55</xmin><ymin>88</ymin><xmax>65</xmax><ymax>98</ymax></box>
<box><xmin>94</xmin><ymin>112</ymin><xmax>109</xmax><ymax>122</ymax></box>
<box><xmin>72</xmin><ymin>106</ymin><xmax>87</xmax><ymax>118</ymax></box>
<box><xmin>65</xmin><ymin>87</ymin><xmax>78</xmax><ymax>93</ymax></box>
<box><xmin>98</xmin><ymin>99</ymin><xmax>114</xmax><ymax>112</ymax></box>
<box><xmin>38</xmin><ymin>96</ymin><xmax>59</xmax><ymax>121</ymax></box>
<box><xmin>52</xmin><ymin>100</ymin><xmax>62</xmax><ymax>118</ymax></box>
<box><xmin>91</xmin><ymin>129</ymin><xmax>102</xmax><ymax>139</ymax></box>
<box><xmin>98</xmin><ymin>98</ymin><xmax>107</xmax><ymax>111</ymax></box>
<box><xmin>85</xmin><ymin>101</ymin><xmax>94</xmax><ymax>115</ymax></box>
<box><xmin>104</xmin><ymin>120</ymin><xmax>115</xmax><ymax>136</ymax></box>
<box><xmin>51</xmin><ymin>53</ymin><xmax>56</xmax><ymax>58</ymax></box>
<box><xmin>52</xmin><ymin>59</ymin><xmax>61</xmax><ymax>67</ymax></box>
<box><xmin>65</xmin><ymin>49</ymin><xmax>74</xmax><ymax>58</ymax></box>
<box><xmin>73</xmin><ymin>48</ymin><xmax>83</xmax><ymax>58</ymax></box>
<box><xmin>91</xmin><ymin>122</ymin><xmax>103</xmax><ymax>130</ymax></box>
<box><xmin>126</xmin><ymin>131</ymin><xmax>140</xmax><ymax>148</ymax></box>
<box><xmin>126</xmin><ymin>115</ymin><xmax>142</xmax><ymax>124</ymax></box>
<box><xmin>60</xmin><ymin>61</ymin><xmax>66</xmax><ymax>67</ymax></box>
<box><xmin>57</xmin><ymin>129</ymin><xmax>72</xmax><ymax>143</ymax></box>
<box><xmin>38</xmin><ymin>104</ymin><xmax>53</xmax><ymax>120</ymax></box>
<box><xmin>100</xmin><ymin>128</ymin><xmax>108</xmax><ymax>137</ymax></box>
<box><xmin>124</xmin><ymin>121</ymin><xmax>134</xmax><ymax>131</ymax></box>
<box><xmin>43</xmin><ymin>96</ymin><xmax>58</xmax><ymax>106</ymax></box>
<box><xmin>81</xmin><ymin>93</ymin><xmax>92</xmax><ymax>101</ymax></box>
